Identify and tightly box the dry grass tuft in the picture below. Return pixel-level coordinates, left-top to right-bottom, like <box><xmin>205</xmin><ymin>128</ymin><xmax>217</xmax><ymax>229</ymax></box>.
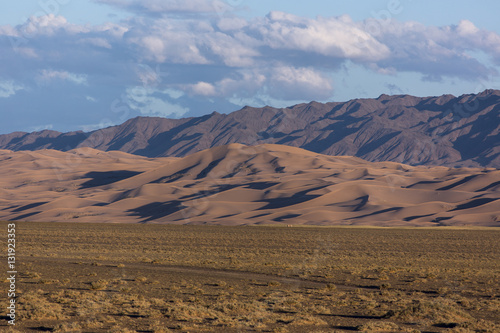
<box><xmin>356</xmin><ymin>321</ymin><xmax>401</xmax><ymax>332</ymax></box>
<box><xmin>385</xmin><ymin>298</ymin><xmax>473</xmax><ymax>325</ymax></box>
<box><xmin>17</xmin><ymin>290</ymin><xmax>68</xmax><ymax>320</ymax></box>
<box><xmin>89</xmin><ymin>279</ymin><xmax>109</xmax><ymax>290</ymax></box>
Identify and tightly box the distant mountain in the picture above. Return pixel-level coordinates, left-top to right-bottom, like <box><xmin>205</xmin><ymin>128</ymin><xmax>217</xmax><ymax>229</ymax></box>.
<box><xmin>1</xmin><ymin>90</ymin><xmax>499</xmax><ymax>168</ymax></box>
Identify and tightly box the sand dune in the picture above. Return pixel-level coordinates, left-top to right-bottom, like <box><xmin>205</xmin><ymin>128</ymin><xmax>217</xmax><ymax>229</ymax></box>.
<box><xmin>0</xmin><ymin>144</ymin><xmax>498</xmax><ymax>226</ymax></box>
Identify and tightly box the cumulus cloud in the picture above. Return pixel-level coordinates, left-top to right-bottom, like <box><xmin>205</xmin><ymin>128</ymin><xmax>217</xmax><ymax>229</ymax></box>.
<box><xmin>366</xmin><ymin>19</ymin><xmax>500</xmax><ymax>79</ymax></box>
<box><xmin>456</xmin><ymin>19</ymin><xmax>480</xmax><ymax>36</ymax></box>
<box><xmin>29</xmin><ymin>124</ymin><xmax>53</xmax><ymax>132</ymax></box>
<box><xmin>454</xmin><ymin>20</ymin><xmax>500</xmax><ymax>63</ymax></box>
<box><xmin>0</xmin><ymin>81</ymin><xmax>24</xmax><ymax>98</ymax></box>
<box><xmin>117</xmin><ymin>9</ymin><xmax>500</xmax><ymax>85</ymax></box>
<box><xmin>183</xmin><ymin>66</ymin><xmax>332</xmax><ymax>101</ymax></box>
<box><xmin>0</xmin><ymin>25</ymin><xmax>18</xmax><ymax>37</ymax></box>
<box><xmin>183</xmin><ymin>69</ymin><xmax>266</xmax><ymax>98</ymax></box>
<box><xmin>125</xmin><ymin>19</ymin><xmax>210</xmax><ymax>64</ymax></box>
<box><xmin>21</xmin><ymin>14</ymin><xmax>89</xmax><ymax>37</ymax></box>
<box><xmin>217</xmin><ymin>17</ymin><xmax>248</xmax><ymax>31</ymax></box>
<box><xmin>216</xmin><ymin>70</ymin><xmax>267</xmax><ymax>97</ymax></box>
<box><xmin>79</xmin><ymin>37</ymin><xmax>112</xmax><ymax>49</ymax></box>
<box><xmin>1</xmin><ymin>7</ymin><xmax>500</xmax><ymax>131</ymax></box>
<box><xmin>126</xmin><ymin>86</ymin><xmax>189</xmax><ymax>117</ymax></box>
<box><xmin>189</xmin><ymin>82</ymin><xmax>217</xmax><ymax>96</ymax></box>
<box><xmin>3</xmin><ymin>11</ymin><xmax>499</xmax><ymax>88</ymax></box>
<box><xmin>37</xmin><ymin>70</ymin><xmax>88</xmax><ymax>85</ymax></box>
<box><xmin>254</xmin><ymin>12</ymin><xmax>390</xmax><ymax>62</ymax></box>
<box><xmin>203</xmin><ymin>31</ymin><xmax>259</xmax><ymax>67</ymax></box>
<box><xmin>268</xmin><ymin>66</ymin><xmax>334</xmax><ymax>100</ymax></box>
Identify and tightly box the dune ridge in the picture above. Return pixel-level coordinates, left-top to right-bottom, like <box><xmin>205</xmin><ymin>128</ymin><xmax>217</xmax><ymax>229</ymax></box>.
<box><xmin>0</xmin><ymin>144</ymin><xmax>499</xmax><ymax>226</ymax></box>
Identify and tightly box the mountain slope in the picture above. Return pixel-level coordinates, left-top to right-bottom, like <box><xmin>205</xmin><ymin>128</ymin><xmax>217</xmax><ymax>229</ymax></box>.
<box><xmin>1</xmin><ymin>90</ymin><xmax>499</xmax><ymax>167</ymax></box>
<box><xmin>1</xmin><ymin>144</ymin><xmax>499</xmax><ymax>225</ymax></box>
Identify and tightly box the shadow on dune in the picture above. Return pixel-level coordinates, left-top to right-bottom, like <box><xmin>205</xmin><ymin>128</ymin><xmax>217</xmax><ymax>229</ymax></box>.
<box><xmin>256</xmin><ymin>185</ymin><xmax>327</xmax><ymax>210</ymax></box>
<box><xmin>178</xmin><ymin>184</ymin><xmax>240</xmax><ymax>200</ymax></box>
<box><xmin>450</xmin><ymin>197</ymin><xmax>499</xmax><ymax>211</ymax></box>
<box><xmin>273</xmin><ymin>213</ymin><xmax>301</xmax><ymax>222</ymax></box>
<box><xmin>15</xmin><ymin>211</ymin><xmax>40</xmax><ymax>220</ymax></box>
<box><xmin>476</xmin><ymin>180</ymin><xmax>500</xmax><ymax>192</ymax></box>
<box><xmin>403</xmin><ymin>213</ymin><xmax>435</xmax><ymax>221</ymax></box>
<box><xmin>352</xmin><ymin>207</ymin><xmax>402</xmax><ymax>219</ymax></box>
<box><xmin>80</xmin><ymin>170</ymin><xmax>142</xmax><ymax>188</ymax></box>
<box><xmin>437</xmin><ymin>175</ymin><xmax>478</xmax><ymax>191</ymax></box>
<box><xmin>127</xmin><ymin>201</ymin><xmax>185</xmax><ymax>222</ymax></box>
<box><xmin>12</xmin><ymin>201</ymin><xmax>48</xmax><ymax>212</ymax></box>
<box><xmin>244</xmin><ymin>181</ymin><xmax>280</xmax><ymax>190</ymax></box>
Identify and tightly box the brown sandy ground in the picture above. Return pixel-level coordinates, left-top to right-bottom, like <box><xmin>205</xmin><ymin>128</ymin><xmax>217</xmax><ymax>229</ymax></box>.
<box><xmin>0</xmin><ymin>222</ymin><xmax>499</xmax><ymax>332</ymax></box>
<box><xmin>0</xmin><ymin>144</ymin><xmax>499</xmax><ymax>226</ymax></box>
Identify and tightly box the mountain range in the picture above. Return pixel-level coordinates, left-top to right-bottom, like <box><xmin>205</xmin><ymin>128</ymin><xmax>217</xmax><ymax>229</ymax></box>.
<box><xmin>1</xmin><ymin>89</ymin><xmax>499</xmax><ymax>168</ymax></box>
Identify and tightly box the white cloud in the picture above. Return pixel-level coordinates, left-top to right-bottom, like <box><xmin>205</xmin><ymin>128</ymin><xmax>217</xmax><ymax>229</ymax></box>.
<box><xmin>269</xmin><ymin>66</ymin><xmax>334</xmax><ymax>100</ymax></box>
<box><xmin>217</xmin><ymin>70</ymin><xmax>267</xmax><ymax>97</ymax></box>
<box><xmin>2</xmin><ymin>8</ymin><xmax>500</xmax><ymax>131</ymax></box>
<box><xmin>79</xmin><ymin>37</ymin><xmax>112</xmax><ymax>49</ymax></box>
<box><xmin>217</xmin><ymin>17</ymin><xmax>248</xmax><ymax>31</ymax></box>
<box><xmin>183</xmin><ymin>69</ymin><xmax>266</xmax><ymax>98</ymax></box>
<box><xmin>37</xmin><ymin>70</ymin><xmax>88</xmax><ymax>85</ymax></box>
<box><xmin>203</xmin><ymin>31</ymin><xmax>259</xmax><ymax>66</ymax></box>
<box><xmin>163</xmin><ymin>88</ymin><xmax>184</xmax><ymax>99</ymax></box>
<box><xmin>364</xmin><ymin>19</ymin><xmax>500</xmax><ymax>80</ymax></box>
<box><xmin>79</xmin><ymin>120</ymin><xmax>117</xmax><ymax>132</ymax></box>
<box><xmin>5</xmin><ymin>11</ymin><xmax>496</xmax><ymax>88</ymax></box>
<box><xmin>126</xmin><ymin>21</ymin><xmax>210</xmax><ymax>64</ymax></box>
<box><xmin>254</xmin><ymin>12</ymin><xmax>390</xmax><ymax>62</ymax></box>
<box><xmin>189</xmin><ymin>82</ymin><xmax>217</xmax><ymax>96</ymax></box>
<box><xmin>21</xmin><ymin>14</ymin><xmax>89</xmax><ymax>37</ymax></box>
<box><xmin>452</xmin><ymin>21</ymin><xmax>500</xmax><ymax>62</ymax></box>
<box><xmin>184</xmin><ymin>66</ymin><xmax>332</xmax><ymax>101</ymax></box>
<box><xmin>138</xmin><ymin>36</ymin><xmax>166</xmax><ymax>61</ymax></box>
<box><xmin>29</xmin><ymin>124</ymin><xmax>53</xmax><ymax>132</ymax></box>
<box><xmin>126</xmin><ymin>86</ymin><xmax>189</xmax><ymax>117</ymax></box>
<box><xmin>0</xmin><ymin>25</ymin><xmax>19</xmax><ymax>37</ymax></box>
<box><xmin>456</xmin><ymin>20</ymin><xmax>480</xmax><ymax>36</ymax></box>
<box><xmin>0</xmin><ymin>81</ymin><xmax>24</xmax><ymax>98</ymax></box>
<box><xmin>93</xmin><ymin>22</ymin><xmax>129</xmax><ymax>38</ymax></box>
<box><xmin>135</xmin><ymin>63</ymin><xmax>166</xmax><ymax>87</ymax></box>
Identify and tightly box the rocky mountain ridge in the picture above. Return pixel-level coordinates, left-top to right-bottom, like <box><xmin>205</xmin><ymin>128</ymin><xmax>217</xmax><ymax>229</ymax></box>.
<box><xmin>1</xmin><ymin>90</ymin><xmax>499</xmax><ymax>168</ymax></box>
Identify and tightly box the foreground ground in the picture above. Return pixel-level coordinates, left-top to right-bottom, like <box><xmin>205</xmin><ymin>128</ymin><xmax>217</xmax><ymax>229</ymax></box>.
<box><xmin>1</xmin><ymin>222</ymin><xmax>499</xmax><ymax>332</ymax></box>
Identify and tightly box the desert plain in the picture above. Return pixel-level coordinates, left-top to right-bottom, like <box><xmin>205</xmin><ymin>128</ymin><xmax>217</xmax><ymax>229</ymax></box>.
<box><xmin>0</xmin><ymin>143</ymin><xmax>499</xmax><ymax>332</ymax></box>
<box><xmin>0</xmin><ymin>223</ymin><xmax>499</xmax><ymax>332</ymax></box>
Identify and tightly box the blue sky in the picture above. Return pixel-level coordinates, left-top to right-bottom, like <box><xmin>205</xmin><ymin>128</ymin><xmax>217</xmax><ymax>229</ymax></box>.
<box><xmin>1</xmin><ymin>0</ymin><xmax>500</xmax><ymax>134</ymax></box>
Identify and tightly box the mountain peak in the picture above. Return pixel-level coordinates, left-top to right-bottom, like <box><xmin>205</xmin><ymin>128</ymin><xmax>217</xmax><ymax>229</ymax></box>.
<box><xmin>477</xmin><ymin>89</ymin><xmax>500</xmax><ymax>97</ymax></box>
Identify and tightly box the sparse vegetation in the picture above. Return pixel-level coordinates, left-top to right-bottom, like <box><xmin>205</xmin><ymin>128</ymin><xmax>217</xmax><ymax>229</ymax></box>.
<box><xmin>1</xmin><ymin>222</ymin><xmax>499</xmax><ymax>332</ymax></box>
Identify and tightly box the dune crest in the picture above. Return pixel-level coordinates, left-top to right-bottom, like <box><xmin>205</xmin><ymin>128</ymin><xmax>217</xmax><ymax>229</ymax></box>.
<box><xmin>0</xmin><ymin>144</ymin><xmax>499</xmax><ymax>226</ymax></box>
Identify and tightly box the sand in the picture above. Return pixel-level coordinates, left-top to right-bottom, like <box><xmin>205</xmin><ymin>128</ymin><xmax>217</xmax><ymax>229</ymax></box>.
<box><xmin>0</xmin><ymin>144</ymin><xmax>498</xmax><ymax>226</ymax></box>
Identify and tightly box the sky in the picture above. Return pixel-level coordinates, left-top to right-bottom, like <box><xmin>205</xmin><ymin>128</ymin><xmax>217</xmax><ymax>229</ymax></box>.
<box><xmin>1</xmin><ymin>0</ymin><xmax>500</xmax><ymax>134</ymax></box>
